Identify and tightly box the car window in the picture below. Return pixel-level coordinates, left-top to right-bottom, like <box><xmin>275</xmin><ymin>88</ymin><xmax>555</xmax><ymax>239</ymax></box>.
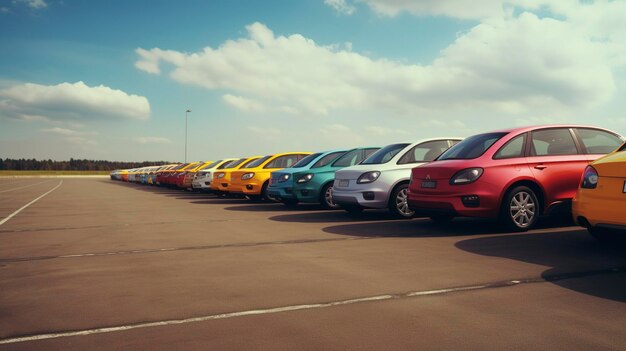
<box><xmin>332</xmin><ymin>149</ymin><xmax>360</xmax><ymax>167</ymax></box>
<box><xmin>397</xmin><ymin>140</ymin><xmax>451</xmax><ymax>164</ymax></box>
<box><xmin>225</xmin><ymin>158</ymin><xmax>247</xmax><ymax>169</ymax></box>
<box><xmin>264</xmin><ymin>154</ymin><xmax>305</xmax><ymax>169</ymax></box>
<box><xmin>439</xmin><ymin>133</ymin><xmax>507</xmax><ymax>160</ymax></box>
<box><xmin>243</xmin><ymin>156</ymin><xmax>271</xmax><ymax>168</ymax></box>
<box><xmin>217</xmin><ymin>160</ymin><xmax>234</xmax><ymax>169</ymax></box>
<box><xmin>312</xmin><ymin>151</ymin><xmax>345</xmax><ymax>168</ymax></box>
<box><xmin>362</xmin><ymin>148</ymin><xmax>379</xmax><ymax>160</ymax></box>
<box><xmin>575</xmin><ymin>128</ymin><xmax>624</xmax><ymax>154</ymax></box>
<box><xmin>292</xmin><ymin>153</ymin><xmax>322</xmax><ymax>168</ymax></box>
<box><xmin>198</xmin><ymin>160</ymin><xmax>221</xmax><ymax>170</ymax></box>
<box><xmin>361</xmin><ymin>143</ymin><xmax>410</xmax><ymax>165</ymax></box>
<box><xmin>620</xmin><ymin>143</ymin><xmax>626</xmax><ymax>152</ymax></box>
<box><xmin>494</xmin><ymin>134</ymin><xmax>526</xmax><ymax>159</ymax></box>
<box><xmin>530</xmin><ymin>129</ymin><xmax>578</xmax><ymax>156</ymax></box>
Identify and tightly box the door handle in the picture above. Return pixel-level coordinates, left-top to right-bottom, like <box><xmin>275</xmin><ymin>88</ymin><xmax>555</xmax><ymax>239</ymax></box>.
<box><xmin>534</xmin><ymin>165</ymin><xmax>547</xmax><ymax>170</ymax></box>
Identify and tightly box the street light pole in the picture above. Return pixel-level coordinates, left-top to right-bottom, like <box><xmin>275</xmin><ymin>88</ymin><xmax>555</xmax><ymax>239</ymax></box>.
<box><xmin>185</xmin><ymin>109</ymin><xmax>191</xmax><ymax>163</ymax></box>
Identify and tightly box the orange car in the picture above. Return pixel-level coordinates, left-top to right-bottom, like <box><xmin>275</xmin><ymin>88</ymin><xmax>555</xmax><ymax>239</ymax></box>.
<box><xmin>210</xmin><ymin>156</ymin><xmax>261</xmax><ymax>196</ymax></box>
<box><xmin>230</xmin><ymin>152</ymin><xmax>310</xmax><ymax>201</ymax></box>
<box><xmin>573</xmin><ymin>141</ymin><xmax>626</xmax><ymax>241</ymax></box>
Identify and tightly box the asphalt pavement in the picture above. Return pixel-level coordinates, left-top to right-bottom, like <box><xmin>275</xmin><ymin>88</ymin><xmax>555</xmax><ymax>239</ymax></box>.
<box><xmin>0</xmin><ymin>178</ymin><xmax>625</xmax><ymax>350</ymax></box>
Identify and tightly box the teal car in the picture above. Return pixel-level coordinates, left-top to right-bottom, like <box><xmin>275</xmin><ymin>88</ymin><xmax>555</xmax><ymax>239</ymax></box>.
<box><xmin>267</xmin><ymin>147</ymin><xmax>380</xmax><ymax>208</ymax></box>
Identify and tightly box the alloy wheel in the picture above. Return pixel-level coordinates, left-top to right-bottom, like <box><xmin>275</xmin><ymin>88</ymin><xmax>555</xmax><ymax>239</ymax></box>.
<box><xmin>509</xmin><ymin>191</ymin><xmax>536</xmax><ymax>228</ymax></box>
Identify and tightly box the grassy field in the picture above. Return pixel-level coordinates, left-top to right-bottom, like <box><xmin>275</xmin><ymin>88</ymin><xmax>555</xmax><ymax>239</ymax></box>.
<box><xmin>0</xmin><ymin>170</ymin><xmax>110</xmax><ymax>176</ymax></box>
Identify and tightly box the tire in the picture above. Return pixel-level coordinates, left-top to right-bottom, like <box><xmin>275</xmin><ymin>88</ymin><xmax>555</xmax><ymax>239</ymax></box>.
<box><xmin>388</xmin><ymin>183</ymin><xmax>414</xmax><ymax>218</ymax></box>
<box><xmin>261</xmin><ymin>182</ymin><xmax>278</xmax><ymax>203</ymax></box>
<box><xmin>500</xmin><ymin>186</ymin><xmax>539</xmax><ymax>231</ymax></box>
<box><xmin>320</xmin><ymin>183</ymin><xmax>340</xmax><ymax>210</ymax></box>
<box><xmin>430</xmin><ymin>214</ymin><xmax>454</xmax><ymax>224</ymax></box>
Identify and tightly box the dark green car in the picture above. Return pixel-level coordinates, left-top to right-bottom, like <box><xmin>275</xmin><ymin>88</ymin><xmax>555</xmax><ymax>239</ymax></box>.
<box><xmin>267</xmin><ymin>147</ymin><xmax>380</xmax><ymax>208</ymax></box>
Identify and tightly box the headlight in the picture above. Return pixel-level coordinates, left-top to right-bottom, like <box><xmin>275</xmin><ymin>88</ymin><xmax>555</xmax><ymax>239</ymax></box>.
<box><xmin>581</xmin><ymin>165</ymin><xmax>598</xmax><ymax>189</ymax></box>
<box><xmin>357</xmin><ymin>171</ymin><xmax>380</xmax><ymax>184</ymax></box>
<box><xmin>297</xmin><ymin>174</ymin><xmax>314</xmax><ymax>184</ymax></box>
<box><xmin>449</xmin><ymin>168</ymin><xmax>483</xmax><ymax>185</ymax></box>
<box><xmin>216</xmin><ymin>173</ymin><xmax>225</xmax><ymax>179</ymax></box>
<box><xmin>278</xmin><ymin>174</ymin><xmax>291</xmax><ymax>183</ymax></box>
<box><xmin>242</xmin><ymin>172</ymin><xmax>255</xmax><ymax>180</ymax></box>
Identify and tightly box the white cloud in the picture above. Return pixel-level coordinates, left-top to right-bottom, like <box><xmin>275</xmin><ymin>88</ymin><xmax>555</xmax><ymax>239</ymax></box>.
<box><xmin>135</xmin><ymin>17</ymin><xmax>622</xmax><ymax>123</ymax></box>
<box><xmin>0</xmin><ymin>81</ymin><xmax>150</xmax><ymax>121</ymax></box>
<box><xmin>222</xmin><ymin>94</ymin><xmax>266</xmax><ymax>112</ymax></box>
<box><xmin>15</xmin><ymin>0</ymin><xmax>47</xmax><ymax>9</ymax></box>
<box><xmin>41</xmin><ymin>127</ymin><xmax>96</xmax><ymax>137</ymax></box>
<box><xmin>325</xmin><ymin>0</ymin><xmax>357</xmax><ymax>15</ymax></box>
<box><xmin>135</xmin><ymin>136</ymin><xmax>172</xmax><ymax>144</ymax></box>
<box><xmin>356</xmin><ymin>0</ymin><xmax>505</xmax><ymax>19</ymax></box>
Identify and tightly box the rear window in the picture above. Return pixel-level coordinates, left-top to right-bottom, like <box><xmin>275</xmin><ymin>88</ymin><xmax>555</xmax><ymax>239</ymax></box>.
<box><xmin>292</xmin><ymin>153</ymin><xmax>322</xmax><ymax>168</ymax></box>
<box><xmin>439</xmin><ymin>133</ymin><xmax>507</xmax><ymax>160</ymax></box>
<box><xmin>575</xmin><ymin>128</ymin><xmax>624</xmax><ymax>154</ymax></box>
<box><xmin>243</xmin><ymin>156</ymin><xmax>271</xmax><ymax>168</ymax></box>
<box><xmin>312</xmin><ymin>151</ymin><xmax>345</xmax><ymax>168</ymax></box>
<box><xmin>361</xmin><ymin>143</ymin><xmax>410</xmax><ymax>165</ymax></box>
<box><xmin>397</xmin><ymin>140</ymin><xmax>451</xmax><ymax>164</ymax></box>
<box><xmin>530</xmin><ymin>128</ymin><xmax>578</xmax><ymax>156</ymax></box>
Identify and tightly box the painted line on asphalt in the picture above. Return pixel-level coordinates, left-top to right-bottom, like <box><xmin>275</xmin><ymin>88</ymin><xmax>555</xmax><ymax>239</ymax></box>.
<box><xmin>0</xmin><ymin>236</ymin><xmax>377</xmax><ymax>263</ymax></box>
<box><xmin>0</xmin><ymin>181</ymin><xmax>63</xmax><ymax>227</ymax></box>
<box><xmin>0</xmin><ymin>180</ymin><xmax>53</xmax><ymax>194</ymax></box>
<box><xmin>1</xmin><ymin>266</ymin><xmax>623</xmax><ymax>345</ymax></box>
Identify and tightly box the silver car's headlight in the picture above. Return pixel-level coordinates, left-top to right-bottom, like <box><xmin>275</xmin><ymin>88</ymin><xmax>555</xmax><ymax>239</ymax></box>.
<box><xmin>242</xmin><ymin>172</ymin><xmax>255</xmax><ymax>180</ymax></box>
<box><xmin>297</xmin><ymin>174</ymin><xmax>313</xmax><ymax>184</ymax></box>
<box><xmin>357</xmin><ymin>171</ymin><xmax>380</xmax><ymax>184</ymax></box>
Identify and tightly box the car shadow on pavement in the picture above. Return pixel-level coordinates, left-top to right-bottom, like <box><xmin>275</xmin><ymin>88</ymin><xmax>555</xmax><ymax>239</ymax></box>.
<box><xmin>270</xmin><ymin>210</ymin><xmax>408</xmax><ymax>223</ymax></box>
<box><xmin>320</xmin><ymin>216</ymin><xmax>576</xmax><ymax>238</ymax></box>
<box><xmin>224</xmin><ymin>203</ymin><xmax>327</xmax><ymax>212</ymax></box>
<box><xmin>455</xmin><ymin>230</ymin><xmax>626</xmax><ymax>302</ymax></box>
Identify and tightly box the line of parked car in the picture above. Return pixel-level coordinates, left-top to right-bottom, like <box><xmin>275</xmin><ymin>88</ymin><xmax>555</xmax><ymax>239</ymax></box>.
<box><xmin>110</xmin><ymin>124</ymin><xmax>626</xmax><ymax>240</ymax></box>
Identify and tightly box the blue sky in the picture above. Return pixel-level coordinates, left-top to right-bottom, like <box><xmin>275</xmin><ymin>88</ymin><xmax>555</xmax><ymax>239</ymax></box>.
<box><xmin>1</xmin><ymin>0</ymin><xmax>625</xmax><ymax>161</ymax></box>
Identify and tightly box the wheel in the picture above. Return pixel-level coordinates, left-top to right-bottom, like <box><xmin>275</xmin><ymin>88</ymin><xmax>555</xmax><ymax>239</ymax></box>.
<box><xmin>389</xmin><ymin>183</ymin><xmax>414</xmax><ymax>218</ymax></box>
<box><xmin>282</xmin><ymin>199</ymin><xmax>299</xmax><ymax>207</ymax></box>
<box><xmin>261</xmin><ymin>182</ymin><xmax>278</xmax><ymax>203</ymax></box>
<box><xmin>320</xmin><ymin>183</ymin><xmax>340</xmax><ymax>210</ymax></box>
<box><xmin>430</xmin><ymin>214</ymin><xmax>454</xmax><ymax>224</ymax></box>
<box><xmin>500</xmin><ymin>186</ymin><xmax>539</xmax><ymax>231</ymax></box>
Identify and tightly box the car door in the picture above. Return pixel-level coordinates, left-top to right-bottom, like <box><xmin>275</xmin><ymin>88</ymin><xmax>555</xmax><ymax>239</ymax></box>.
<box><xmin>525</xmin><ymin>127</ymin><xmax>586</xmax><ymax>209</ymax></box>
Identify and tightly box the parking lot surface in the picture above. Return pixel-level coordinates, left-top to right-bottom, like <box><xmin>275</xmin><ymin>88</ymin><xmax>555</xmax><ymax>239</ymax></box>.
<box><xmin>1</xmin><ymin>178</ymin><xmax>625</xmax><ymax>350</ymax></box>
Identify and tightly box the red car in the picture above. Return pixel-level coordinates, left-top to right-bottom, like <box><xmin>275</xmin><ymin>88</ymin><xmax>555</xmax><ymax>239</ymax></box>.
<box><xmin>407</xmin><ymin>125</ymin><xmax>624</xmax><ymax>231</ymax></box>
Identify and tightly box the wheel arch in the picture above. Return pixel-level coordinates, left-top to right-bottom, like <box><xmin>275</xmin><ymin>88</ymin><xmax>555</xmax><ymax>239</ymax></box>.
<box><xmin>500</xmin><ymin>179</ymin><xmax>546</xmax><ymax>215</ymax></box>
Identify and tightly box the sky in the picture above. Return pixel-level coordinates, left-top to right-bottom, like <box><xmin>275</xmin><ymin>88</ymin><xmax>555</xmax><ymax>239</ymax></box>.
<box><xmin>1</xmin><ymin>0</ymin><xmax>626</xmax><ymax>162</ymax></box>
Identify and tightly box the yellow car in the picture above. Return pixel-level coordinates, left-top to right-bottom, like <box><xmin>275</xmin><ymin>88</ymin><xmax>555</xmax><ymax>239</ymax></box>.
<box><xmin>230</xmin><ymin>152</ymin><xmax>311</xmax><ymax>201</ymax></box>
<box><xmin>573</xmin><ymin>142</ymin><xmax>626</xmax><ymax>240</ymax></box>
<box><xmin>210</xmin><ymin>156</ymin><xmax>261</xmax><ymax>195</ymax></box>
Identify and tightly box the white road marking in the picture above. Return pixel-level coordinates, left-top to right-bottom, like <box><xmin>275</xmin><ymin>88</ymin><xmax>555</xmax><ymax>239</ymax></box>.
<box><xmin>0</xmin><ymin>180</ymin><xmax>53</xmax><ymax>194</ymax></box>
<box><xmin>0</xmin><ymin>181</ymin><xmax>63</xmax><ymax>227</ymax></box>
<box><xmin>0</xmin><ymin>281</ymin><xmax>527</xmax><ymax>345</ymax></box>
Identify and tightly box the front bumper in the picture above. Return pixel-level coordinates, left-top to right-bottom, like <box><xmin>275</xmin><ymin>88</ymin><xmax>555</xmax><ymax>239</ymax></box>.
<box><xmin>407</xmin><ymin>191</ymin><xmax>500</xmax><ymax>218</ymax></box>
<box><xmin>332</xmin><ymin>187</ymin><xmax>389</xmax><ymax>209</ymax></box>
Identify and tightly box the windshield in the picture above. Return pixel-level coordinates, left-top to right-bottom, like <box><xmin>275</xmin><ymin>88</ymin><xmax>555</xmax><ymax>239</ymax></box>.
<box><xmin>198</xmin><ymin>160</ymin><xmax>221</xmax><ymax>170</ymax></box>
<box><xmin>243</xmin><ymin>155</ymin><xmax>271</xmax><ymax>168</ymax></box>
<box><xmin>292</xmin><ymin>153</ymin><xmax>322</xmax><ymax>168</ymax></box>
<box><xmin>438</xmin><ymin>133</ymin><xmax>507</xmax><ymax>160</ymax></box>
<box><xmin>312</xmin><ymin>151</ymin><xmax>345</xmax><ymax>168</ymax></box>
<box><xmin>361</xmin><ymin>143</ymin><xmax>410</xmax><ymax>165</ymax></box>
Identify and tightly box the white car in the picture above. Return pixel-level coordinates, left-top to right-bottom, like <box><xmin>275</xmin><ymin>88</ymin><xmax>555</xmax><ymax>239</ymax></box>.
<box><xmin>333</xmin><ymin>138</ymin><xmax>461</xmax><ymax>218</ymax></box>
<box><xmin>192</xmin><ymin>159</ymin><xmax>237</xmax><ymax>191</ymax></box>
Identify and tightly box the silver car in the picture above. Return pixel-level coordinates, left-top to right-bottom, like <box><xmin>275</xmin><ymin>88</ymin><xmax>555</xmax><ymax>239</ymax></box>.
<box><xmin>332</xmin><ymin>138</ymin><xmax>461</xmax><ymax>218</ymax></box>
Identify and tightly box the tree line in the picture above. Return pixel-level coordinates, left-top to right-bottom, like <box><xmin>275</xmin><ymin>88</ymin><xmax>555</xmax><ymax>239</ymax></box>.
<box><xmin>0</xmin><ymin>158</ymin><xmax>172</xmax><ymax>171</ymax></box>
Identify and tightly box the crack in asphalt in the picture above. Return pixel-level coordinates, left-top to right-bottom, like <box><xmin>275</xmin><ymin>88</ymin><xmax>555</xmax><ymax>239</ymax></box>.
<box><xmin>0</xmin><ymin>236</ymin><xmax>378</xmax><ymax>263</ymax></box>
<box><xmin>0</xmin><ymin>266</ymin><xmax>623</xmax><ymax>345</ymax></box>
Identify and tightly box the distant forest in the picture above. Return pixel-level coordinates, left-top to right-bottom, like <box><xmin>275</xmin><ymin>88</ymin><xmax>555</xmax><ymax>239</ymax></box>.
<box><xmin>0</xmin><ymin>158</ymin><xmax>172</xmax><ymax>171</ymax></box>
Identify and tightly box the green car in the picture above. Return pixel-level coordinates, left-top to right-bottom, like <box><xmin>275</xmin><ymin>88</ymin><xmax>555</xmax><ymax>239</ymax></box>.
<box><xmin>267</xmin><ymin>147</ymin><xmax>381</xmax><ymax>208</ymax></box>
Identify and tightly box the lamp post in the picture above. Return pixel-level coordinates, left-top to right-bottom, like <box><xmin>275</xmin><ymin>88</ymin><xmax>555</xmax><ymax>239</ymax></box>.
<box><xmin>185</xmin><ymin>109</ymin><xmax>191</xmax><ymax>163</ymax></box>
